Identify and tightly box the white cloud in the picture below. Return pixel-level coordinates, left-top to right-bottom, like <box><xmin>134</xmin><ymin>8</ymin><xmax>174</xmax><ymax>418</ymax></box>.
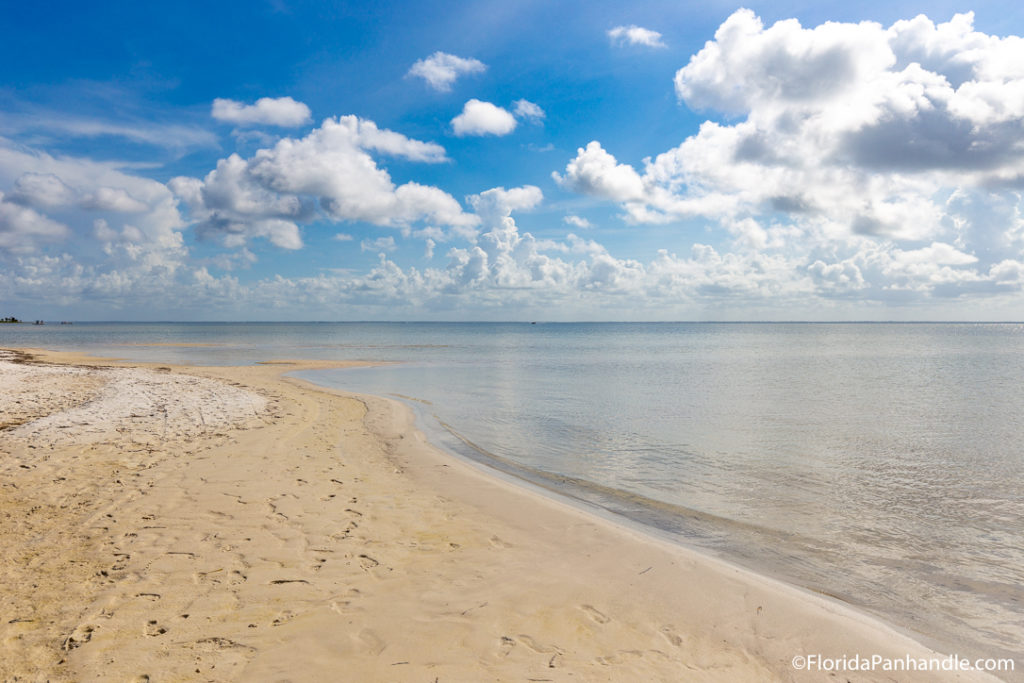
<box><xmin>0</xmin><ymin>191</ymin><xmax>69</xmax><ymax>253</ymax></box>
<box><xmin>333</xmin><ymin>233</ymin><xmax>354</xmax><ymax>241</ymax></box>
<box><xmin>670</xmin><ymin>9</ymin><xmax>1024</xmax><ymax>180</ymax></box>
<box><xmin>451</xmin><ymin>100</ymin><xmax>517</xmax><ymax>137</ymax></box>
<box><xmin>199</xmin><ymin>217</ymin><xmax>302</xmax><ymax>250</ymax></box>
<box><xmin>556</xmin><ymin>10</ymin><xmax>1024</xmax><ymax>305</ymax></box>
<box><xmin>4</xmin><ymin>198</ymin><xmax>1022</xmax><ymax>318</ymax></box>
<box><xmin>808</xmin><ymin>259</ymin><xmax>867</xmax><ymax>293</ymax></box>
<box><xmin>891</xmin><ymin>242</ymin><xmax>978</xmax><ymax>265</ymax></box>
<box><xmin>0</xmin><ymin>140</ymin><xmax>187</xmax><ymax>261</ymax></box>
<box><xmin>346</xmin><ymin>118</ymin><xmax>448</xmax><ymax>162</ymax></box>
<box><xmin>513</xmin><ymin>99</ymin><xmax>545</xmax><ymax>123</ymax></box>
<box><xmin>608</xmin><ymin>25</ymin><xmax>666</xmax><ymax>48</ymax></box>
<box><xmin>989</xmin><ymin>259</ymin><xmax>1024</xmax><ymax>283</ymax></box>
<box><xmin>414</xmin><ymin>225</ymin><xmax>447</xmax><ymax>242</ymax></box>
<box><xmin>171</xmin><ymin>154</ymin><xmax>303</xmax><ymax>221</ymax></box>
<box><xmin>80</xmin><ymin>187</ymin><xmax>149</xmax><ymax>213</ymax></box>
<box><xmin>468</xmin><ymin>185</ymin><xmax>543</xmax><ymax>220</ymax></box>
<box><xmin>9</xmin><ymin>173</ymin><xmax>76</xmax><ymax>208</ymax></box>
<box><xmin>554</xmin><ymin>141</ymin><xmax>644</xmax><ymax>202</ymax></box>
<box><xmin>407</xmin><ymin>52</ymin><xmax>486</xmax><ymax>92</ymax></box>
<box><xmin>257</xmin><ymin>219</ymin><xmax>303</xmax><ymax>250</ymax></box>
<box><xmin>170</xmin><ymin>115</ymin><xmax>476</xmax><ymax>249</ymax></box>
<box><xmin>211</xmin><ymin>97</ymin><xmax>312</xmax><ymax>127</ymax></box>
<box><xmin>564</xmin><ymin>215</ymin><xmax>593</xmax><ymax>229</ymax></box>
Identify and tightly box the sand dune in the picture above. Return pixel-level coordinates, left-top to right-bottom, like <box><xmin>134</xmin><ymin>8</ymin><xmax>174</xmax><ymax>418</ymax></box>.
<box><xmin>0</xmin><ymin>348</ymin><xmax>1003</xmax><ymax>681</ymax></box>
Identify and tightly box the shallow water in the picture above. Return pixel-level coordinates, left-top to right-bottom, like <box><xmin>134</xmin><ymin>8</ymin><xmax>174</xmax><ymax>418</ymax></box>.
<box><xmin>4</xmin><ymin>321</ymin><xmax>1022</xmax><ymax>665</ymax></box>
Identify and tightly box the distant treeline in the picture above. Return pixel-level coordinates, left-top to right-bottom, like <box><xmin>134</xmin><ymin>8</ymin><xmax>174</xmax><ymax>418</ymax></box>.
<box><xmin>1</xmin><ymin>316</ymin><xmax>21</xmax><ymax>323</ymax></box>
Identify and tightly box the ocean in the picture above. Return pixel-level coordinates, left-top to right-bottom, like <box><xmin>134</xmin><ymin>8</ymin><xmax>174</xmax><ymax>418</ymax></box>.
<box><xmin>3</xmin><ymin>321</ymin><xmax>1022</xmax><ymax>664</ymax></box>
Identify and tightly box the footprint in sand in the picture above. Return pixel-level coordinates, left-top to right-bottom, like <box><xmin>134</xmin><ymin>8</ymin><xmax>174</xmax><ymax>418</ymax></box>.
<box><xmin>498</xmin><ymin>635</ymin><xmax>516</xmax><ymax>657</ymax></box>
<box><xmin>271</xmin><ymin>610</ymin><xmax>295</xmax><ymax>627</ymax></box>
<box><xmin>595</xmin><ymin>649</ymin><xmax>646</xmax><ymax>665</ymax></box>
<box><xmin>144</xmin><ymin>620</ymin><xmax>167</xmax><ymax>637</ymax></box>
<box><xmin>356</xmin><ymin>628</ymin><xmax>386</xmax><ymax>655</ymax></box>
<box><xmin>111</xmin><ymin>552</ymin><xmax>130</xmax><ymax>571</ymax></box>
<box><xmin>357</xmin><ymin>554</ymin><xmax>381</xmax><ymax>571</ymax></box>
<box><xmin>193</xmin><ymin>637</ymin><xmax>256</xmax><ymax>653</ymax></box>
<box><xmin>488</xmin><ymin>535</ymin><xmax>512</xmax><ymax>549</ymax></box>
<box><xmin>330</xmin><ymin>523</ymin><xmax>357</xmax><ymax>541</ymax></box>
<box><xmin>516</xmin><ymin>634</ymin><xmax>564</xmax><ymax>655</ymax></box>
<box><xmin>329</xmin><ymin>588</ymin><xmax>363</xmax><ymax>615</ymax></box>
<box><xmin>659</xmin><ymin>625</ymin><xmax>683</xmax><ymax>647</ymax></box>
<box><xmin>62</xmin><ymin>624</ymin><xmax>96</xmax><ymax>651</ymax></box>
<box><xmin>580</xmin><ymin>604</ymin><xmax>611</xmax><ymax>624</ymax></box>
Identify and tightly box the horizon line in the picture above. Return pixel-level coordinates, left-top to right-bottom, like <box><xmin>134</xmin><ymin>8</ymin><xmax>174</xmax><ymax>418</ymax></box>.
<box><xmin>6</xmin><ymin>320</ymin><xmax>1024</xmax><ymax>325</ymax></box>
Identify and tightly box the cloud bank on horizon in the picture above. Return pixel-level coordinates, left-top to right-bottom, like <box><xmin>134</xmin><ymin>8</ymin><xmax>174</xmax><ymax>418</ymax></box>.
<box><xmin>3</xmin><ymin>5</ymin><xmax>1024</xmax><ymax>320</ymax></box>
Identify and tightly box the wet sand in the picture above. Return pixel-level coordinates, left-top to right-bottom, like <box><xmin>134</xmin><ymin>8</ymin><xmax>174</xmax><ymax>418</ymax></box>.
<box><xmin>0</xmin><ymin>348</ymin><xmax>1002</xmax><ymax>681</ymax></box>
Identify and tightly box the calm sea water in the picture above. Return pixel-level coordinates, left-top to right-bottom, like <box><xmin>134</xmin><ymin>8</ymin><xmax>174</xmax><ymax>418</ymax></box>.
<box><xmin>3</xmin><ymin>322</ymin><xmax>1022</xmax><ymax>665</ymax></box>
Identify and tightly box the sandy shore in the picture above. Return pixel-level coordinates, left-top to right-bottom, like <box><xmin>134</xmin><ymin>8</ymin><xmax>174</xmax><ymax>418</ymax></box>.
<box><xmin>0</xmin><ymin>348</ymin><xmax>1004</xmax><ymax>682</ymax></box>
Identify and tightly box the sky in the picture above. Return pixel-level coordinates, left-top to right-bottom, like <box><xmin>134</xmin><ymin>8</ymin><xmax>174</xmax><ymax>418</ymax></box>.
<box><xmin>4</xmin><ymin>0</ymin><xmax>1024</xmax><ymax>321</ymax></box>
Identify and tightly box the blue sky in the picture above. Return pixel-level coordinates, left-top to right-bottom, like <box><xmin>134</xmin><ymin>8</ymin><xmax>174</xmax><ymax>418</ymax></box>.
<box><xmin>4</xmin><ymin>0</ymin><xmax>1024</xmax><ymax>320</ymax></box>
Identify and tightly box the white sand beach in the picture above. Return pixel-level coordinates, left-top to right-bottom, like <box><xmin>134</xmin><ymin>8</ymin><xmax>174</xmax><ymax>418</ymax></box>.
<box><xmin>0</xmin><ymin>348</ymin><xmax>1004</xmax><ymax>682</ymax></box>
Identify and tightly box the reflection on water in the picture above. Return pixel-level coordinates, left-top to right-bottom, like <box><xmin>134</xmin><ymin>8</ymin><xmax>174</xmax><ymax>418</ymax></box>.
<box><xmin>4</xmin><ymin>321</ymin><xmax>1023</xmax><ymax>666</ymax></box>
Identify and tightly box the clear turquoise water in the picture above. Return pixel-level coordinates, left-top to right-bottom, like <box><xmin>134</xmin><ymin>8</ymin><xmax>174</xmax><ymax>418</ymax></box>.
<box><xmin>3</xmin><ymin>322</ymin><xmax>1022</xmax><ymax>665</ymax></box>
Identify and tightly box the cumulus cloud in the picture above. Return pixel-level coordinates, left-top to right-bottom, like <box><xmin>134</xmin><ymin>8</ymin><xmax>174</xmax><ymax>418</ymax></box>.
<box><xmin>177</xmin><ymin>203</ymin><xmax>815</xmax><ymax>314</ymax></box>
<box><xmin>608</xmin><ymin>25</ymin><xmax>666</xmax><ymax>48</ymax></box>
<box><xmin>670</xmin><ymin>9</ymin><xmax>1024</xmax><ymax>181</ymax></box>
<box><xmin>451</xmin><ymin>100</ymin><xmax>518</xmax><ymax>137</ymax></box>
<box><xmin>468</xmin><ymin>185</ymin><xmax>543</xmax><ymax>220</ymax></box>
<box><xmin>407</xmin><ymin>52</ymin><xmax>486</xmax><ymax>92</ymax></box>
<box><xmin>555</xmin><ymin>10</ymin><xmax>1024</xmax><ymax>303</ymax></box>
<box><xmin>0</xmin><ymin>140</ymin><xmax>187</xmax><ymax>264</ymax></box>
<box><xmin>211</xmin><ymin>97</ymin><xmax>312</xmax><ymax>127</ymax></box>
<box><xmin>9</xmin><ymin>173</ymin><xmax>76</xmax><ymax>208</ymax></box>
<box><xmin>80</xmin><ymin>187</ymin><xmax>149</xmax><ymax>212</ymax></box>
<box><xmin>194</xmin><ymin>215</ymin><xmax>303</xmax><ymax>250</ymax></box>
<box><xmin>0</xmin><ymin>191</ymin><xmax>69</xmax><ymax>253</ymax></box>
<box><xmin>347</xmin><ymin>118</ymin><xmax>449</xmax><ymax>162</ymax></box>
<box><xmin>554</xmin><ymin>141</ymin><xmax>644</xmax><ymax>202</ymax></box>
<box><xmin>892</xmin><ymin>242</ymin><xmax>978</xmax><ymax>266</ymax></box>
<box><xmin>170</xmin><ymin>115</ymin><xmax>476</xmax><ymax>250</ymax></box>
<box><xmin>2</xmin><ymin>188</ymin><xmax>1020</xmax><ymax>318</ymax></box>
